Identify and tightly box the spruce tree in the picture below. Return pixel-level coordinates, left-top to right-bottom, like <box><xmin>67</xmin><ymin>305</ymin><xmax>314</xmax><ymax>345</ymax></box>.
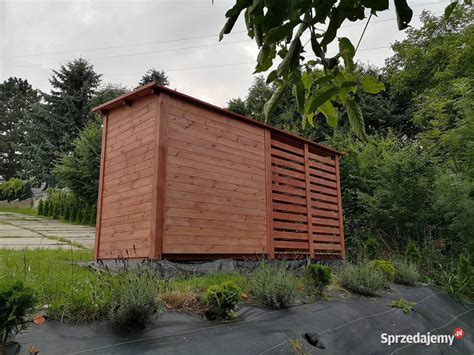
<box><xmin>43</xmin><ymin>200</ymin><xmax>50</xmax><ymax>216</ymax></box>
<box><xmin>138</xmin><ymin>69</ymin><xmax>169</xmax><ymax>87</ymax></box>
<box><xmin>23</xmin><ymin>59</ymin><xmax>101</xmax><ymax>184</ymax></box>
<box><xmin>0</xmin><ymin>78</ymin><xmax>40</xmax><ymax>179</ymax></box>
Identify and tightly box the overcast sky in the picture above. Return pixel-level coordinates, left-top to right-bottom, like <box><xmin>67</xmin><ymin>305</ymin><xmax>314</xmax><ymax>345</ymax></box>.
<box><xmin>0</xmin><ymin>0</ymin><xmax>447</xmax><ymax>107</ymax></box>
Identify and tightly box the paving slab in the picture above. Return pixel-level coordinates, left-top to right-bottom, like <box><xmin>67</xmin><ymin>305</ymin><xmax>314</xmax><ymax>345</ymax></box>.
<box><xmin>0</xmin><ymin>212</ymin><xmax>95</xmax><ymax>250</ymax></box>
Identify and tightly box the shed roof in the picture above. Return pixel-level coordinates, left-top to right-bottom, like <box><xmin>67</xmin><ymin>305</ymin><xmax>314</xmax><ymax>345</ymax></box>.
<box><xmin>93</xmin><ymin>82</ymin><xmax>343</xmax><ymax>156</ymax></box>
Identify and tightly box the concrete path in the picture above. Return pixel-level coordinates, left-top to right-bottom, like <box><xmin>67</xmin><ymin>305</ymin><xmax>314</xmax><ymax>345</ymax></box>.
<box><xmin>0</xmin><ymin>212</ymin><xmax>95</xmax><ymax>250</ymax></box>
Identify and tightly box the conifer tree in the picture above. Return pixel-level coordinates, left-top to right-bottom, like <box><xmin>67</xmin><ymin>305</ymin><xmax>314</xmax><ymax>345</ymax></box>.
<box><xmin>23</xmin><ymin>59</ymin><xmax>101</xmax><ymax>184</ymax></box>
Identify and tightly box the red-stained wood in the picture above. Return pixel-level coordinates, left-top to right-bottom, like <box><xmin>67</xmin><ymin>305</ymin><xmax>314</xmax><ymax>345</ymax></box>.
<box><xmin>264</xmin><ymin>129</ymin><xmax>275</xmax><ymax>258</ymax></box>
<box><xmin>335</xmin><ymin>155</ymin><xmax>346</xmax><ymax>259</ymax></box>
<box><xmin>150</xmin><ymin>93</ymin><xmax>169</xmax><ymax>259</ymax></box>
<box><xmin>94</xmin><ymin>112</ymin><xmax>108</xmax><ymax>261</ymax></box>
<box><xmin>94</xmin><ymin>84</ymin><xmax>345</xmax><ymax>261</ymax></box>
<box><xmin>304</xmin><ymin>143</ymin><xmax>315</xmax><ymax>258</ymax></box>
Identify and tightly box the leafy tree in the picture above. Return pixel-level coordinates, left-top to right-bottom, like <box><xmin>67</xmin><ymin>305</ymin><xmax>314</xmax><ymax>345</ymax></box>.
<box><xmin>138</xmin><ymin>68</ymin><xmax>169</xmax><ymax>87</ymax></box>
<box><xmin>91</xmin><ymin>83</ymin><xmax>129</xmax><ymax>108</ymax></box>
<box><xmin>219</xmin><ymin>0</ymin><xmax>414</xmax><ymax>138</ymax></box>
<box><xmin>220</xmin><ymin>1</ymin><xmax>469</xmax><ymax>139</ymax></box>
<box><xmin>23</xmin><ymin>59</ymin><xmax>101</xmax><ymax>184</ymax></box>
<box><xmin>53</xmin><ymin>120</ymin><xmax>102</xmax><ymax>205</ymax></box>
<box><xmin>0</xmin><ymin>78</ymin><xmax>40</xmax><ymax>179</ymax></box>
<box><xmin>227</xmin><ymin>97</ymin><xmax>247</xmax><ymax>116</ymax></box>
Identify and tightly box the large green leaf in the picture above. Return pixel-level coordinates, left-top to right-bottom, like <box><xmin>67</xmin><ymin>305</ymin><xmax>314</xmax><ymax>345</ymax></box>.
<box><xmin>295</xmin><ymin>80</ymin><xmax>305</xmax><ymax>114</ymax></box>
<box><xmin>219</xmin><ymin>0</ymin><xmax>253</xmax><ymax>41</ymax></box>
<box><xmin>321</xmin><ymin>8</ymin><xmax>341</xmax><ymax>50</ymax></box>
<box><xmin>255</xmin><ymin>45</ymin><xmax>276</xmax><ymax>73</ymax></box>
<box><xmin>362</xmin><ymin>0</ymin><xmax>389</xmax><ymax>12</ymax></box>
<box><xmin>361</xmin><ymin>76</ymin><xmax>385</xmax><ymax>94</ymax></box>
<box><xmin>304</xmin><ymin>87</ymin><xmax>340</xmax><ymax>115</ymax></box>
<box><xmin>339</xmin><ymin>37</ymin><xmax>355</xmax><ymax>71</ymax></box>
<box><xmin>444</xmin><ymin>2</ymin><xmax>458</xmax><ymax>19</ymax></box>
<box><xmin>394</xmin><ymin>0</ymin><xmax>413</xmax><ymax>30</ymax></box>
<box><xmin>318</xmin><ymin>100</ymin><xmax>339</xmax><ymax>127</ymax></box>
<box><xmin>344</xmin><ymin>97</ymin><xmax>367</xmax><ymax>140</ymax></box>
<box><xmin>264</xmin><ymin>79</ymin><xmax>290</xmax><ymax>122</ymax></box>
<box><xmin>264</xmin><ymin>21</ymin><xmax>299</xmax><ymax>45</ymax></box>
<box><xmin>276</xmin><ymin>37</ymin><xmax>302</xmax><ymax>76</ymax></box>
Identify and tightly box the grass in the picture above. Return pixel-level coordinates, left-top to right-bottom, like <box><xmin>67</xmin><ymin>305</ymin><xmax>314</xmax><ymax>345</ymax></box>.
<box><xmin>0</xmin><ymin>249</ymin><xmax>251</xmax><ymax>321</ymax></box>
<box><xmin>0</xmin><ymin>206</ymin><xmax>37</xmax><ymax>216</ymax></box>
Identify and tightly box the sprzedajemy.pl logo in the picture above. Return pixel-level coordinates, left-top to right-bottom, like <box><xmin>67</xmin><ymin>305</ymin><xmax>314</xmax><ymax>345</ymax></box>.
<box><xmin>381</xmin><ymin>328</ymin><xmax>464</xmax><ymax>346</ymax></box>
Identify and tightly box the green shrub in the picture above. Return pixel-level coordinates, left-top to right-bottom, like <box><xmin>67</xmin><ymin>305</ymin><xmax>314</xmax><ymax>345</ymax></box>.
<box><xmin>43</xmin><ymin>200</ymin><xmax>49</xmax><ymax>216</ymax></box>
<box><xmin>438</xmin><ymin>255</ymin><xmax>474</xmax><ymax>302</ymax></box>
<box><xmin>0</xmin><ymin>179</ymin><xmax>31</xmax><ymax>202</ymax></box>
<box><xmin>365</xmin><ymin>236</ymin><xmax>377</xmax><ymax>260</ymax></box>
<box><xmin>0</xmin><ymin>280</ymin><xmax>36</xmax><ymax>346</ymax></box>
<box><xmin>305</xmin><ymin>264</ymin><xmax>332</xmax><ymax>296</ymax></box>
<box><xmin>247</xmin><ymin>262</ymin><xmax>297</xmax><ymax>309</ymax></box>
<box><xmin>47</xmin><ymin>201</ymin><xmax>53</xmax><ymax>217</ymax></box>
<box><xmin>394</xmin><ymin>261</ymin><xmax>420</xmax><ymax>286</ymax></box>
<box><xmin>107</xmin><ymin>271</ymin><xmax>162</xmax><ymax>328</ymax></box>
<box><xmin>205</xmin><ymin>281</ymin><xmax>241</xmax><ymax>319</ymax></box>
<box><xmin>338</xmin><ymin>262</ymin><xmax>388</xmax><ymax>296</ymax></box>
<box><xmin>37</xmin><ymin>199</ymin><xmax>44</xmax><ymax>216</ymax></box>
<box><xmin>368</xmin><ymin>260</ymin><xmax>395</xmax><ymax>281</ymax></box>
<box><xmin>405</xmin><ymin>240</ymin><xmax>421</xmax><ymax>263</ymax></box>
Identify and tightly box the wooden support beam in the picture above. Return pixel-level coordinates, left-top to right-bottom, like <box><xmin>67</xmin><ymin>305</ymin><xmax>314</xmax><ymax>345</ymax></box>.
<box><xmin>264</xmin><ymin>129</ymin><xmax>275</xmax><ymax>259</ymax></box>
<box><xmin>335</xmin><ymin>155</ymin><xmax>346</xmax><ymax>259</ymax></box>
<box><xmin>94</xmin><ymin>112</ymin><xmax>108</xmax><ymax>261</ymax></box>
<box><xmin>150</xmin><ymin>93</ymin><xmax>170</xmax><ymax>260</ymax></box>
<box><xmin>304</xmin><ymin>143</ymin><xmax>315</xmax><ymax>259</ymax></box>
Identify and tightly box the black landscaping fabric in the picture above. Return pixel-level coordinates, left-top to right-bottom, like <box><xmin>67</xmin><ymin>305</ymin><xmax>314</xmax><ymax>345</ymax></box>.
<box><xmin>11</xmin><ymin>285</ymin><xmax>474</xmax><ymax>355</ymax></box>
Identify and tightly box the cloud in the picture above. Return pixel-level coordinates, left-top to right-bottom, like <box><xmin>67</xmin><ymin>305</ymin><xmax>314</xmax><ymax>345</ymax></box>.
<box><xmin>0</xmin><ymin>0</ymin><xmax>448</xmax><ymax>105</ymax></box>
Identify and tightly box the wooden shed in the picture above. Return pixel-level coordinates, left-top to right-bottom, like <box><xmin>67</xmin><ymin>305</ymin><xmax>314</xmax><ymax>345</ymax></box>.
<box><xmin>93</xmin><ymin>82</ymin><xmax>345</xmax><ymax>261</ymax></box>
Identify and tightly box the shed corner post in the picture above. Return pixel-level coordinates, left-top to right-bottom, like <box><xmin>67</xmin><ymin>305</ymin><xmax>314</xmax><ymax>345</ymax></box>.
<box><xmin>335</xmin><ymin>155</ymin><xmax>346</xmax><ymax>259</ymax></box>
<box><xmin>264</xmin><ymin>129</ymin><xmax>275</xmax><ymax>259</ymax></box>
<box><xmin>303</xmin><ymin>143</ymin><xmax>315</xmax><ymax>259</ymax></box>
<box><xmin>149</xmin><ymin>92</ymin><xmax>170</xmax><ymax>260</ymax></box>
<box><xmin>94</xmin><ymin>111</ymin><xmax>108</xmax><ymax>261</ymax></box>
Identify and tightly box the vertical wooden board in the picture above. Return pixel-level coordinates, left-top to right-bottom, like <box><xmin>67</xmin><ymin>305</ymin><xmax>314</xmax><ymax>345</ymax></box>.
<box><xmin>335</xmin><ymin>155</ymin><xmax>346</xmax><ymax>258</ymax></box>
<box><xmin>304</xmin><ymin>143</ymin><xmax>315</xmax><ymax>258</ymax></box>
<box><xmin>150</xmin><ymin>93</ymin><xmax>169</xmax><ymax>259</ymax></box>
<box><xmin>94</xmin><ymin>112</ymin><xmax>108</xmax><ymax>261</ymax></box>
<box><xmin>264</xmin><ymin>129</ymin><xmax>274</xmax><ymax>258</ymax></box>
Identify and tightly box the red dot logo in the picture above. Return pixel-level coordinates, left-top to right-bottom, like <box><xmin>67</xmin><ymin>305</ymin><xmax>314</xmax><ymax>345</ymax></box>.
<box><xmin>453</xmin><ymin>328</ymin><xmax>464</xmax><ymax>340</ymax></box>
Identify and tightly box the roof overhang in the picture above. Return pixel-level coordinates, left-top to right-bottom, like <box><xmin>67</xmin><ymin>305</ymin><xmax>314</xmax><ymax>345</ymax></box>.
<box><xmin>92</xmin><ymin>81</ymin><xmax>343</xmax><ymax>156</ymax></box>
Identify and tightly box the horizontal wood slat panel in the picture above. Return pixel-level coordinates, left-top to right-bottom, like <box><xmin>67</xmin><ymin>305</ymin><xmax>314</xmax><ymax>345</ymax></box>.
<box><xmin>307</xmin><ymin>151</ymin><xmax>335</xmax><ymax>165</ymax></box>
<box><xmin>313</xmin><ymin>243</ymin><xmax>342</xmax><ymax>251</ymax></box>
<box><xmin>273</xmin><ymin>212</ymin><xmax>307</xmax><ymax>222</ymax></box>
<box><xmin>272</xmin><ymin>157</ymin><xmax>305</xmax><ymax>173</ymax></box>
<box><xmin>272</xmin><ymin>175</ymin><xmax>306</xmax><ymax>188</ymax></box>
<box><xmin>272</xmin><ymin>203</ymin><xmax>307</xmax><ymax>214</ymax></box>
<box><xmin>272</xmin><ymin>193</ymin><xmax>307</xmax><ymax>205</ymax></box>
<box><xmin>269</xmin><ymin>134</ymin><xmax>343</xmax><ymax>258</ymax></box>
<box><xmin>273</xmin><ymin>231</ymin><xmax>309</xmax><ymax>240</ymax></box>
<box><xmin>308</xmin><ymin>167</ymin><xmax>337</xmax><ymax>181</ymax></box>
<box><xmin>271</xmin><ymin>148</ymin><xmax>305</xmax><ymax>163</ymax></box>
<box><xmin>308</xmin><ymin>160</ymin><xmax>337</xmax><ymax>173</ymax></box>
<box><xmin>271</xmin><ymin>140</ymin><xmax>304</xmax><ymax>156</ymax></box>
<box><xmin>272</xmin><ymin>184</ymin><xmax>306</xmax><ymax>197</ymax></box>
<box><xmin>272</xmin><ymin>166</ymin><xmax>305</xmax><ymax>180</ymax></box>
<box><xmin>273</xmin><ymin>221</ymin><xmax>308</xmax><ymax>231</ymax></box>
<box><xmin>274</xmin><ymin>241</ymin><xmax>309</xmax><ymax>249</ymax></box>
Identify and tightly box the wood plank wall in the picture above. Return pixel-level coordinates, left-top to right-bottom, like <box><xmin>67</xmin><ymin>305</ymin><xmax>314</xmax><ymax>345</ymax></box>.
<box><xmin>96</xmin><ymin>96</ymin><xmax>157</xmax><ymax>259</ymax></box>
<box><xmin>162</xmin><ymin>96</ymin><xmax>268</xmax><ymax>255</ymax></box>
